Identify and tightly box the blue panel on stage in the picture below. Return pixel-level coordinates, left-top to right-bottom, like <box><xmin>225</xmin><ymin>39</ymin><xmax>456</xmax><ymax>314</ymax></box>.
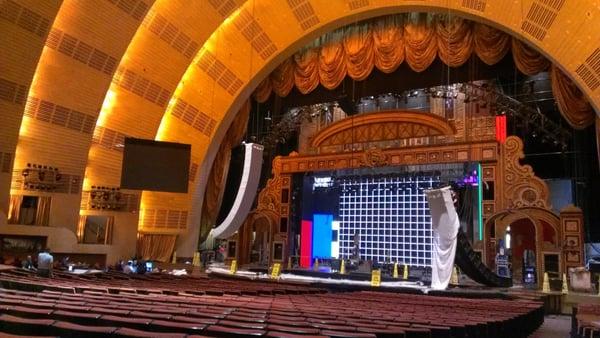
<box><xmin>312</xmin><ymin>214</ymin><xmax>333</xmax><ymax>259</ymax></box>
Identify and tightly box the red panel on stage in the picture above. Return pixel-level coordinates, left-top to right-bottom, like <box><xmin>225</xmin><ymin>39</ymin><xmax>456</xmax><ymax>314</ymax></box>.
<box><xmin>300</xmin><ymin>220</ymin><xmax>312</xmax><ymax>268</ymax></box>
<box><xmin>496</xmin><ymin>115</ymin><xmax>507</xmax><ymax>143</ymax></box>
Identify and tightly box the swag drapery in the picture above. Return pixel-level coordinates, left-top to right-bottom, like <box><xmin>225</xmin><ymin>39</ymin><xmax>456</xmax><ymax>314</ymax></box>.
<box><xmin>254</xmin><ymin>14</ymin><xmax>595</xmax><ymax>130</ymax></box>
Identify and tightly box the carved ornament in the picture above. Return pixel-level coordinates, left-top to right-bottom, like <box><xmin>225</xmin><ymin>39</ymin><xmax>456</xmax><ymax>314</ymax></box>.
<box><xmin>311</xmin><ymin>111</ymin><xmax>456</xmax><ymax>148</ymax></box>
<box><xmin>503</xmin><ymin>136</ymin><xmax>550</xmax><ymax>209</ymax></box>
<box><xmin>359</xmin><ymin>148</ymin><xmax>389</xmax><ymax>167</ymax></box>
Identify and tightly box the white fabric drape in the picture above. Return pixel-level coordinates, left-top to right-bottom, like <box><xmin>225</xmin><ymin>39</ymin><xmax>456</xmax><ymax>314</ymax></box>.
<box><xmin>425</xmin><ymin>186</ymin><xmax>460</xmax><ymax>290</ymax></box>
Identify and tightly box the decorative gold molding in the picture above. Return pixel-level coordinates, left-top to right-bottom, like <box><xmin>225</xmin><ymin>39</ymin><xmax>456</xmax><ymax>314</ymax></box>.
<box><xmin>311</xmin><ymin>111</ymin><xmax>456</xmax><ymax>148</ymax></box>
<box><xmin>256</xmin><ymin>156</ymin><xmax>283</xmax><ymax>213</ymax></box>
<box><xmin>279</xmin><ymin>141</ymin><xmax>498</xmax><ymax>174</ymax></box>
<box><xmin>502</xmin><ymin>136</ymin><xmax>550</xmax><ymax>209</ymax></box>
<box><xmin>359</xmin><ymin>147</ymin><xmax>389</xmax><ymax>167</ymax></box>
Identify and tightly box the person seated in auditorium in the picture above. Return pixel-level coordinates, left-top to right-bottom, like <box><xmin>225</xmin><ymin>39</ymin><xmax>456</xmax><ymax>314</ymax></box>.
<box><xmin>21</xmin><ymin>255</ymin><xmax>36</xmax><ymax>271</ymax></box>
<box><xmin>122</xmin><ymin>260</ymin><xmax>136</xmax><ymax>274</ymax></box>
<box><xmin>59</xmin><ymin>256</ymin><xmax>70</xmax><ymax>270</ymax></box>
<box><xmin>37</xmin><ymin>248</ymin><xmax>53</xmax><ymax>277</ymax></box>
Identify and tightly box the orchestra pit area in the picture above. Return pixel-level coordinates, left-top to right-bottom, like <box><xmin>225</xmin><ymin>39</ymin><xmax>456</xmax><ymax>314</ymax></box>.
<box><xmin>0</xmin><ymin>267</ymin><xmax>544</xmax><ymax>338</ymax></box>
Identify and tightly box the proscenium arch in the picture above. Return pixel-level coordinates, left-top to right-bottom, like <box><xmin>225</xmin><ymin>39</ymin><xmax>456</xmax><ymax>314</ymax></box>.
<box><xmin>170</xmin><ymin>0</ymin><xmax>600</xmax><ymax>255</ymax></box>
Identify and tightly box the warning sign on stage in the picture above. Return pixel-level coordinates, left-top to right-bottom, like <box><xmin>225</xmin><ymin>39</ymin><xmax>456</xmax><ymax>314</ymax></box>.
<box><xmin>271</xmin><ymin>263</ymin><xmax>281</xmax><ymax>278</ymax></box>
<box><xmin>371</xmin><ymin>269</ymin><xmax>381</xmax><ymax>287</ymax></box>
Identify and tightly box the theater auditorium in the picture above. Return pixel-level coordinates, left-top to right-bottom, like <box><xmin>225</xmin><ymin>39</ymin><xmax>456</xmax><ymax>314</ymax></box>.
<box><xmin>1</xmin><ymin>0</ymin><xmax>600</xmax><ymax>337</ymax></box>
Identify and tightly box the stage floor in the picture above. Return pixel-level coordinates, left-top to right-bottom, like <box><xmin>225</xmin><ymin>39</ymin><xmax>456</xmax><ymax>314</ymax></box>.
<box><xmin>208</xmin><ymin>264</ymin><xmax>600</xmax><ymax>313</ymax></box>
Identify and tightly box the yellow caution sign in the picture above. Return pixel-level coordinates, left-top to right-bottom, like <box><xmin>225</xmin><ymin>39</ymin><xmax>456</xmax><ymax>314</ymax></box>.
<box><xmin>450</xmin><ymin>266</ymin><xmax>459</xmax><ymax>285</ymax></box>
<box><xmin>562</xmin><ymin>273</ymin><xmax>568</xmax><ymax>294</ymax></box>
<box><xmin>271</xmin><ymin>263</ymin><xmax>281</xmax><ymax>279</ymax></box>
<box><xmin>192</xmin><ymin>252</ymin><xmax>200</xmax><ymax>267</ymax></box>
<box><xmin>393</xmin><ymin>263</ymin><xmax>399</xmax><ymax>279</ymax></box>
<box><xmin>230</xmin><ymin>260</ymin><xmax>237</xmax><ymax>274</ymax></box>
<box><xmin>340</xmin><ymin>259</ymin><xmax>345</xmax><ymax>275</ymax></box>
<box><xmin>403</xmin><ymin>264</ymin><xmax>408</xmax><ymax>280</ymax></box>
<box><xmin>542</xmin><ymin>272</ymin><xmax>550</xmax><ymax>293</ymax></box>
<box><xmin>371</xmin><ymin>269</ymin><xmax>381</xmax><ymax>287</ymax></box>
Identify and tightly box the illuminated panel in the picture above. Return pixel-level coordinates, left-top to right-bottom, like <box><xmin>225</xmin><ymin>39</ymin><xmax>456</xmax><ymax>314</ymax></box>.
<box><xmin>300</xmin><ymin>220</ymin><xmax>313</xmax><ymax>268</ymax></box>
<box><xmin>312</xmin><ymin>214</ymin><xmax>332</xmax><ymax>260</ymax></box>
<box><xmin>477</xmin><ymin>163</ymin><xmax>484</xmax><ymax>241</ymax></box>
<box><xmin>338</xmin><ymin>174</ymin><xmax>440</xmax><ymax>266</ymax></box>
<box><xmin>495</xmin><ymin>115</ymin><xmax>507</xmax><ymax>143</ymax></box>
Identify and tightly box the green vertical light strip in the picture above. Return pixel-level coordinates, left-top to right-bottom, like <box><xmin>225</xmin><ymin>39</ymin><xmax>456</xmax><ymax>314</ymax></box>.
<box><xmin>478</xmin><ymin>162</ymin><xmax>483</xmax><ymax>241</ymax></box>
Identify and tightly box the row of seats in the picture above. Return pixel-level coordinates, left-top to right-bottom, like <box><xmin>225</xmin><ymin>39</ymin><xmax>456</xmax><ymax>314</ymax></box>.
<box><xmin>0</xmin><ymin>268</ymin><xmax>544</xmax><ymax>337</ymax></box>
<box><xmin>0</xmin><ymin>269</ymin><xmax>323</xmax><ymax>296</ymax></box>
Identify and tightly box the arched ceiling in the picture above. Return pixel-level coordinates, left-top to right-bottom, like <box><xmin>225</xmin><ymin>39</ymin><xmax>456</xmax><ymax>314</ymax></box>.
<box><xmin>3</xmin><ymin>0</ymin><xmax>600</xmax><ymax>255</ymax></box>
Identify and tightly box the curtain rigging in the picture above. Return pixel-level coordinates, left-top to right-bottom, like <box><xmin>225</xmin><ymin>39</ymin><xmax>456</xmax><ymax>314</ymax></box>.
<box><xmin>253</xmin><ymin>14</ymin><xmax>594</xmax><ymax>130</ymax></box>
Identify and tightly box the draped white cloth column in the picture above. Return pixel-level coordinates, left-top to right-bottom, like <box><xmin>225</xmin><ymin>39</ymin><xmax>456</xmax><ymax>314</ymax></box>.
<box><xmin>425</xmin><ymin>186</ymin><xmax>460</xmax><ymax>290</ymax></box>
<box><xmin>210</xmin><ymin>143</ymin><xmax>264</xmax><ymax>239</ymax></box>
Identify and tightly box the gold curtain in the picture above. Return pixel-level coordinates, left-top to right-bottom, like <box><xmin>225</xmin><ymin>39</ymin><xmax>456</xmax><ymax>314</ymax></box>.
<box><xmin>436</xmin><ymin>16</ymin><xmax>473</xmax><ymax>67</ymax></box>
<box><xmin>344</xmin><ymin>25</ymin><xmax>374</xmax><ymax>81</ymax></box>
<box><xmin>251</xmin><ymin>15</ymin><xmax>595</xmax><ymax>127</ymax></box>
<box><xmin>105</xmin><ymin>216</ymin><xmax>114</xmax><ymax>245</ymax></box>
<box><xmin>76</xmin><ymin>215</ymin><xmax>86</xmax><ymax>242</ymax></box>
<box><xmin>7</xmin><ymin>195</ymin><xmax>22</xmax><ymax>224</ymax></box>
<box><xmin>271</xmin><ymin>58</ymin><xmax>295</xmax><ymax>97</ymax></box>
<box><xmin>199</xmin><ymin>100</ymin><xmax>251</xmax><ymax>244</ymax></box>
<box><xmin>35</xmin><ymin>196</ymin><xmax>51</xmax><ymax>226</ymax></box>
<box><xmin>319</xmin><ymin>40</ymin><xmax>347</xmax><ymax>89</ymax></box>
<box><xmin>511</xmin><ymin>38</ymin><xmax>549</xmax><ymax>75</ymax></box>
<box><xmin>550</xmin><ymin>65</ymin><xmax>595</xmax><ymax>129</ymax></box>
<box><xmin>404</xmin><ymin>14</ymin><xmax>437</xmax><ymax>72</ymax></box>
<box><xmin>473</xmin><ymin>23</ymin><xmax>510</xmax><ymax>65</ymax></box>
<box><xmin>372</xmin><ymin>16</ymin><xmax>404</xmax><ymax>73</ymax></box>
<box><xmin>138</xmin><ymin>234</ymin><xmax>177</xmax><ymax>262</ymax></box>
<box><xmin>254</xmin><ymin>77</ymin><xmax>272</xmax><ymax>103</ymax></box>
<box><xmin>294</xmin><ymin>48</ymin><xmax>320</xmax><ymax>95</ymax></box>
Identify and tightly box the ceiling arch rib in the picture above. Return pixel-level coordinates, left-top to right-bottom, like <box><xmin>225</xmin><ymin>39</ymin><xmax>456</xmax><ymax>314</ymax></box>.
<box><xmin>0</xmin><ymin>0</ymin><xmax>62</xmax><ymax>217</ymax></box>
<box><xmin>85</xmin><ymin>0</ymin><xmax>246</xmax><ymax>234</ymax></box>
<box><xmin>12</xmin><ymin>0</ymin><xmax>149</xmax><ymax>230</ymax></box>
<box><xmin>151</xmin><ymin>0</ymin><xmax>600</xmax><ymax>257</ymax></box>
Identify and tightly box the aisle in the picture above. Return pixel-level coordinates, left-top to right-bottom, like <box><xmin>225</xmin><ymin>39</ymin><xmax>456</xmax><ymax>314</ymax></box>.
<box><xmin>529</xmin><ymin>315</ymin><xmax>570</xmax><ymax>338</ymax></box>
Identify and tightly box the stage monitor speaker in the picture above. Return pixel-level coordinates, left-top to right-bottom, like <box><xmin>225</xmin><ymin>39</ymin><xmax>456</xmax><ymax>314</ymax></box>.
<box><xmin>120</xmin><ymin>138</ymin><xmax>191</xmax><ymax>193</ymax></box>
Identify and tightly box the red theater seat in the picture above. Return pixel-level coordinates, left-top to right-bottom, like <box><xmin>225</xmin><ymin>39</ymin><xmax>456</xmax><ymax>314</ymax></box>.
<box><xmin>113</xmin><ymin>327</ymin><xmax>187</xmax><ymax>338</ymax></box>
<box><xmin>51</xmin><ymin>320</ymin><xmax>117</xmax><ymax>337</ymax></box>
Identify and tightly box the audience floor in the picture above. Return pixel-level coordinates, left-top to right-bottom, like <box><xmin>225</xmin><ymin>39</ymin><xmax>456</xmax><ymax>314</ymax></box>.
<box><xmin>529</xmin><ymin>315</ymin><xmax>570</xmax><ymax>338</ymax></box>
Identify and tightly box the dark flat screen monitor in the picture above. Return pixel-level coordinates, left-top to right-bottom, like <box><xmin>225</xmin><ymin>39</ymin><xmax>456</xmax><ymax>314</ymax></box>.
<box><xmin>120</xmin><ymin>138</ymin><xmax>191</xmax><ymax>193</ymax></box>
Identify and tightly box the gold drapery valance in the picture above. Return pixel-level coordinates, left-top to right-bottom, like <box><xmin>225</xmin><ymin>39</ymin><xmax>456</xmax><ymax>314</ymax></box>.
<box><xmin>254</xmin><ymin>14</ymin><xmax>594</xmax><ymax>130</ymax></box>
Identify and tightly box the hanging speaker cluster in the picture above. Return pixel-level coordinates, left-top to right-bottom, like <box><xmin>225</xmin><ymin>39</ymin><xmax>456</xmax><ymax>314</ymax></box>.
<box><xmin>21</xmin><ymin>163</ymin><xmax>62</xmax><ymax>191</ymax></box>
<box><xmin>89</xmin><ymin>186</ymin><xmax>123</xmax><ymax>210</ymax></box>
